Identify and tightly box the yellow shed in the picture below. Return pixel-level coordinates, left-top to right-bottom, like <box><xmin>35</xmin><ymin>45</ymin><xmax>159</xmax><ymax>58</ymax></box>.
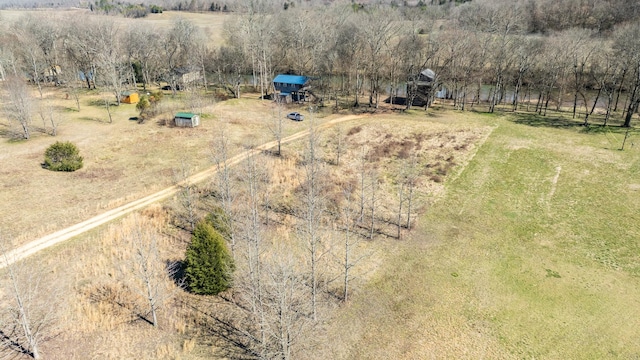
<box><xmin>121</xmin><ymin>91</ymin><xmax>139</xmax><ymax>104</ymax></box>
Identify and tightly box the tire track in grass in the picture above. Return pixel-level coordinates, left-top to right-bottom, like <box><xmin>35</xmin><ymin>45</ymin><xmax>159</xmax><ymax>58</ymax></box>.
<box><xmin>0</xmin><ymin>114</ymin><xmax>367</xmax><ymax>268</ymax></box>
<box><xmin>546</xmin><ymin>165</ymin><xmax>562</xmax><ymax>213</ymax></box>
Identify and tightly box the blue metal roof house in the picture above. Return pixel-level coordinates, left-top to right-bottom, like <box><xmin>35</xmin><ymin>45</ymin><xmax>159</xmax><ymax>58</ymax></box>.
<box><xmin>273</xmin><ymin>74</ymin><xmax>310</xmax><ymax>102</ymax></box>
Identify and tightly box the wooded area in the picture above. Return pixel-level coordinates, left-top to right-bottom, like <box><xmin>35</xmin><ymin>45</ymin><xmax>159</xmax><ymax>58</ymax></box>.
<box><xmin>1</xmin><ymin>0</ymin><xmax>640</xmax><ymax>136</ymax></box>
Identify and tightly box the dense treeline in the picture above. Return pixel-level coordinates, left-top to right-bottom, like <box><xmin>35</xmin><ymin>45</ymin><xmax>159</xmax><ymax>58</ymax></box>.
<box><xmin>1</xmin><ymin>0</ymin><xmax>640</xmax><ymax>133</ymax></box>
<box><xmin>227</xmin><ymin>0</ymin><xmax>640</xmax><ymax>126</ymax></box>
<box><xmin>0</xmin><ymin>0</ymin><xmax>233</xmax><ymax>11</ymax></box>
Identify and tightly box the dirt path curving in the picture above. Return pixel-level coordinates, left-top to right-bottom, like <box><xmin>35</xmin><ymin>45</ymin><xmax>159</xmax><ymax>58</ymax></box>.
<box><xmin>0</xmin><ymin>114</ymin><xmax>367</xmax><ymax>269</ymax></box>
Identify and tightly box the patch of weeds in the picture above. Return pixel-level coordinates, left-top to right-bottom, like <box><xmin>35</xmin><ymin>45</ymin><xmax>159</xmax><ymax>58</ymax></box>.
<box><xmin>88</xmin><ymin>99</ymin><xmax>111</xmax><ymax>107</ymax></box>
<box><xmin>454</xmin><ymin>143</ymin><xmax>468</xmax><ymax>150</ymax></box>
<box><xmin>592</xmin><ymin>248</ymin><xmax>621</xmax><ymax>270</ymax></box>
<box><xmin>545</xmin><ymin>269</ymin><xmax>561</xmax><ymax>278</ymax></box>
<box><xmin>347</xmin><ymin>125</ymin><xmax>362</xmax><ymax>136</ymax></box>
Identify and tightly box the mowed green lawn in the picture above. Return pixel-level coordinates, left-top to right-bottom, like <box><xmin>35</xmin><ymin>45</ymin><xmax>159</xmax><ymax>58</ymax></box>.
<box><xmin>321</xmin><ymin>112</ymin><xmax>640</xmax><ymax>359</ymax></box>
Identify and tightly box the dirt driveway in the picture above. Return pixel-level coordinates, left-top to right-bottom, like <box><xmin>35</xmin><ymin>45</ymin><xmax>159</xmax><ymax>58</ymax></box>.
<box><xmin>0</xmin><ymin>114</ymin><xmax>367</xmax><ymax>268</ymax></box>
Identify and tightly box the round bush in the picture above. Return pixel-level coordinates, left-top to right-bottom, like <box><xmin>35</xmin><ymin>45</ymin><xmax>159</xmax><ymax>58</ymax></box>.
<box><xmin>43</xmin><ymin>141</ymin><xmax>83</xmax><ymax>172</ymax></box>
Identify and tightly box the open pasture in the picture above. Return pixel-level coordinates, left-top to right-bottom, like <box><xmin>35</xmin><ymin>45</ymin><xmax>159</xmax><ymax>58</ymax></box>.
<box><xmin>0</xmin><ymin>87</ymin><xmax>311</xmax><ymax>247</ymax></box>
<box><xmin>318</xmin><ymin>112</ymin><xmax>640</xmax><ymax>359</ymax></box>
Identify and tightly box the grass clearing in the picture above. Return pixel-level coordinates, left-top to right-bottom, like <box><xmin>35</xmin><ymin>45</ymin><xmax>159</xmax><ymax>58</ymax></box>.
<box><xmin>0</xmin><ymin>86</ymin><xmax>327</xmax><ymax>248</ymax></box>
<box><xmin>3</xmin><ymin>72</ymin><xmax>640</xmax><ymax>358</ymax></box>
<box><xmin>1</xmin><ymin>102</ymin><xmax>493</xmax><ymax>358</ymax></box>
<box><xmin>318</xmin><ymin>111</ymin><xmax>640</xmax><ymax>359</ymax></box>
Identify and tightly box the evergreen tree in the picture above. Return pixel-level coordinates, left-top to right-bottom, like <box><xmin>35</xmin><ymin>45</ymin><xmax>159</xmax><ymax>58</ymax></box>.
<box><xmin>205</xmin><ymin>206</ymin><xmax>231</xmax><ymax>242</ymax></box>
<box><xmin>184</xmin><ymin>221</ymin><xmax>234</xmax><ymax>295</ymax></box>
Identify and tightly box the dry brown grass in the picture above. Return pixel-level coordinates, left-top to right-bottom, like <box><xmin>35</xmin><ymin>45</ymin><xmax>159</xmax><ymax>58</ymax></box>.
<box><xmin>1</xmin><ymin>79</ymin><xmax>492</xmax><ymax>358</ymax></box>
<box><xmin>24</xmin><ymin>206</ymin><xmax>195</xmax><ymax>359</ymax></box>
<box><xmin>0</xmin><ymin>86</ymin><xmax>320</xmax><ymax>248</ymax></box>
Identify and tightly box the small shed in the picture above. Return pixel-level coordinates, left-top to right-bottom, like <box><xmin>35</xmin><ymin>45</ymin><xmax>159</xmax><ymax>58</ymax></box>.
<box><xmin>121</xmin><ymin>91</ymin><xmax>139</xmax><ymax>104</ymax></box>
<box><xmin>174</xmin><ymin>112</ymin><xmax>200</xmax><ymax>127</ymax></box>
<box><xmin>273</xmin><ymin>74</ymin><xmax>310</xmax><ymax>102</ymax></box>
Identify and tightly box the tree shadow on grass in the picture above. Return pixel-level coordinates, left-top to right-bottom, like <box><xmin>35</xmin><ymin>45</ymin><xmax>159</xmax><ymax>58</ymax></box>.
<box><xmin>79</xmin><ymin>116</ymin><xmax>108</xmax><ymax>123</ymax></box>
<box><xmin>88</xmin><ymin>282</ymin><xmax>154</xmax><ymax>326</ymax></box>
<box><xmin>178</xmin><ymin>297</ymin><xmax>258</xmax><ymax>360</ymax></box>
<box><xmin>0</xmin><ymin>329</ymin><xmax>34</xmax><ymax>358</ymax></box>
<box><xmin>580</xmin><ymin>124</ymin><xmax>638</xmax><ymax>135</ymax></box>
<box><xmin>509</xmin><ymin>111</ymin><xmax>586</xmax><ymax>129</ymax></box>
<box><xmin>508</xmin><ymin>111</ymin><xmax>640</xmax><ymax>150</ymax></box>
<box><xmin>166</xmin><ymin>260</ymin><xmax>186</xmax><ymax>289</ymax></box>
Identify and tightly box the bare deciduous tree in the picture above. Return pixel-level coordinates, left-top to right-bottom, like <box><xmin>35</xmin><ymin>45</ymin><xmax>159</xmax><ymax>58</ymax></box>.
<box><xmin>330</xmin><ymin>125</ymin><xmax>345</xmax><ymax>166</ymax></box>
<box><xmin>12</xmin><ymin>23</ymin><xmax>45</xmax><ymax>99</ymax></box>
<box><xmin>613</xmin><ymin>22</ymin><xmax>640</xmax><ymax>127</ymax></box>
<box><xmin>338</xmin><ymin>182</ymin><xmax>359</xmax><ymax>302</ymax></box>
<box><xmin>262</xmin><ymin>248</ymin><xmax>311</xmax><ymax>360</ymax></box>
<box><xmin>162</xmin><ymin>18</ymin><xmax>200</xmax><ymax>94</ymax></box>
<box><xmin>268</xmin><ymin>103</ymin><xmax>286</xmax><ymax>156</ymax></box>
<box><xmin>59</xmin><ymin>60</ymin><xmax>83</xmax><ymax>111</ymax></box>
<box><xmin>212</xmin><ymin>129</ymin><xmax>238</xmax><ymax>258</ymax></box>
<box><xmin>212</xmin><ymin>45</ymin><xmax>245</xmax><ymax>98</ymax></box>
<box><xmin>185</xmin><ymin>87</ymin><xmax>207</xmax><ymax>116</ymax></box>
<box><xmin>120</xmin><ymin>218</ymin><xmax>176</xmax><ymax>328</ymax></box>
<box><xmin>3</xmin><ymin>76</ymin><xmax>33</xmax><ymax>140</ymax></box>
<box><xmin>393</xmin><ymin>154</ymin><xmax>421</xmax><ymax>239</ymax></box>
<box><xmin>234</xmin><ymin>150</ymin><xmax>270</xmax><ymax>357</ymax></box>
<box><xmin>94</xmin><ymin>19</ymin><xmax>128</xmax><ymax>106</ymax></box>
<box><xmin>357</xmin><ymin>7</ymin><xmax>400</xmax><ymax>109</ymax></box>
<box><xmin>511</xmin><ymin>36</ymin><xmax>542</xmax><ymax>111</ymax></box>
<box><xmin>37</xmin><ymin>100</ymin><xmax>61</xmax><ymax>136</ymax></box>
<box><xmin>395</xmin><ymin>176</ymin><xmax>406</xmax><ymax>240</ymax></box>
<box><xmin>297</xmin><ymin>121</ymin><xmax>327</xmax><ymax>320</ymax></box>
<box><xmin>103</xmin><ymin>96</ymin><xmax>113</xmax><ymax>124</ymax></box>
<box><xmin>233</xmin><ymin>243</ymin><xmax>312</xmax><ymax>359</ymax></box>
<box><xmin>174</xmin><ymin>160</ymin><xmax>200</xmax><ymax>233</ymax></box>
<box><xmin>402</xmin><ymin>154</ymin><xmax>421</xmax><ymax>230</ymax></box>
<box><xmin>1</xmin><ymin>245</ymin><xmax>56</xmax><ymax>359</ymax></box>
<box><xmin>124</xmin><ymin>24</ymin><xmax>163</xmax><ymax>90</ymax></box>
<box><xmin>63</xmin><ymin>17</ymin><xmax>99</xmax><ymax>90</ymax></box>
<box><xmin>366</xmin><ymin>168</ymin><xmax>381</xmax><ymax>240</ymax></box>
<box><xmin>237</xmin><ymin>9</ymin><xmax>275</xmax><ymax>99</ymax></box>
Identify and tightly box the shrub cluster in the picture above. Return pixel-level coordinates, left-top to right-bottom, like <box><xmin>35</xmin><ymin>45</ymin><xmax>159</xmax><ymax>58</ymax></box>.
<box><xmin>137</xmin><ymin>90</ymin><xmax>164</xmax><ymax>122</ymax></box>
<box><xmin>43</xmin><ymin>141</ymin><xmax>83</xmax><ymax>172</ymax></box>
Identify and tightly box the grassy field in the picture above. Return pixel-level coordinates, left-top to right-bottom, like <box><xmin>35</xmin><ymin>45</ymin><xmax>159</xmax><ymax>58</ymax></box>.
<box><xmin>2</xmin><ymin>91</ymin><xmax>640</xmax><ymax>358</ymax></box>
<box><xmin>317</xmin><ymin>112</ymin><xmax>640</xmax><ymax>359</ymax></box>
<box><xmin>0</xmin><ymin>96</ymin><xmax>492</xmax><ymax>358</ymax></box>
